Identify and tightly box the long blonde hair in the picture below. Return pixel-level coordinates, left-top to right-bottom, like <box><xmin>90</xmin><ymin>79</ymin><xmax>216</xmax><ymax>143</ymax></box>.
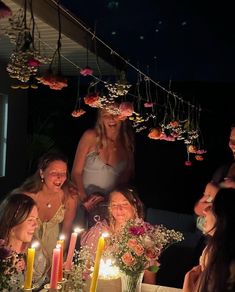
<box><xmin>94</xmin><ymin>109</ymin><xmax>135</xmax><ymax>175</ymax></box>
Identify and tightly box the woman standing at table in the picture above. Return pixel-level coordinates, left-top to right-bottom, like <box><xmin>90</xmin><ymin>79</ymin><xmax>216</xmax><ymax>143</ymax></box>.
<box><xmin>183</xmin><ymin>188</ymin><xmax>235</xmax><ymax>292</ymax></box>
<box><xmin>72</xmin><ymin>105</ymin><xmax>135</xmax><ymax>227</ymax></box>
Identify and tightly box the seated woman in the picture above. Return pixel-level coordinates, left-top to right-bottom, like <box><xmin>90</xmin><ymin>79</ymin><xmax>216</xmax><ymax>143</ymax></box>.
<box><xmin>81</xmin><ymin>185</ymin><xmax>156</xmax><ymax>284</ymax></box>
<box><xmin>13</xmin><ymin>152</ymin><xmax>78</xmax><ymax>260</ymax></box>
<box><xmin>183</xmin><ymin>188</ymin><xmax>235</xmax><ymax>292</ymax></box>
<box><xmin>0</xmin><ymin>193</ymin><xmax>39</xmax><ymax>290</ymax></box>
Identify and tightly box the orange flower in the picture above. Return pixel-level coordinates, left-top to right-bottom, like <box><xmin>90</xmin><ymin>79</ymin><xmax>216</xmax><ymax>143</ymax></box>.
<box><xmin>187</xmin><ymin>145</ymin><xmax>197</xmax><ymax>153</ymax></box>
<box><xmin>127</xmin><ymin>239</ymin><xmax>138</xmax><ymax>249</ymax></box>
<box><xmin>133</xmin><ymin>244</ymin><xmax>144</xmax><ymax>256</ymax></box>
<box><xmin>121</xmin><ymin>252</ymin><xmax>135</xmax><ymax>266</ymax></box>
<box><xmin>195</xmin><ymin>155</ymin><xmax>204</xmax><ymax>161</ymax></box>
<box><xmin>71</xmin><ymin>109</ymin><xmax>86</xmax><ymax>118</ymax></box>
<box><xmin>84</xmin><ymin>93</ymin><xmax>100</xmax><ymax>107</ymax></box>
<box><xmin>119</xmin><ymin>102</ymin><xmax>134</xmax><ymax>117</ymax></box>
<box><xmin>148</xmin><ymin>127</ymin><xmax>162</xmax><ymax>139</ymax></box>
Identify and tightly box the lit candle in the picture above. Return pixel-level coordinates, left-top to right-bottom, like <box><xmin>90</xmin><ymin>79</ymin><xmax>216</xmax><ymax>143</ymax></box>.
<box><xmin>57</xmin><ymin>235</ymin><xmax>65</xmax><ymax>282</ymax></box>
<box><xmin>64</xmin><ymin>227</ymin><xmax>82</xmax><ymax>271</ymax></box>
<box><xmin>89</xmin><ymin>232</ymin><xmax>108</xmax><ymax>292</ymax></box>
<box><xmin>24</xmin><ymin>241</ymin><xmax>39</xmax><ymax>289</ymax></box>
<box><xmin>50</xmin><ymin>245</ymin><xmax>61</xmax><ymax>289</ymax></box>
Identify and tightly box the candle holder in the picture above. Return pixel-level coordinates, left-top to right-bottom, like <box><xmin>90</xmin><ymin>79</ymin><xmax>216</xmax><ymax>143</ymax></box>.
<box><xmin>58</xmin><ymin>278</ymin><xmax>67</xmax><ymax>291</ymax></box>
<box><xmin>22</xmin><ymin>284</ymin><xmax>36</xmax><ymax>291</ymax></box>
<box><xmin>43</xmin><ymin>283</ymin><xmax>62</xmax><ymax>291</ymax></box>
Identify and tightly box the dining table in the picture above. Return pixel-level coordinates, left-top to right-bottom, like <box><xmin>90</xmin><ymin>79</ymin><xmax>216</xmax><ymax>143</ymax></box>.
<box><xmin>40</xmin><ymin>281</ymin><xmax>183</xmax><ymax>292</ymax></box>
<box><xmin>142</xmin><ymin>283</ymin><xmax>182</xmax><ymax>292</ymax></box>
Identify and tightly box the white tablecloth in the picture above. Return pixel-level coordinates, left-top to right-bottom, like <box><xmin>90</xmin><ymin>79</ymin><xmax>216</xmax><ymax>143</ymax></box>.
<box><xmin>142</xmin><ymin>283</ymin><xmax>182</xmax><ymax>292</ymax></box>
<box><xmin>40</xmin><ymin>282</ymin><xmax>182</xmax><ymax>292</ymax></box>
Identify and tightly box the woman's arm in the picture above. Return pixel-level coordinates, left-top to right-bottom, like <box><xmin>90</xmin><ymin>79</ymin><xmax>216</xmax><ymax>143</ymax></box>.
<box><xmin>183</xmin><ymin>265</ymin><xmax>201</xmax><ymax>292</ymax></box>
<box><xmin>61</xmin><ymin>193</ymin><xmax>78</xmax><ymax>249</ymax></box>
<box><xmin>71</xmin><ymin>129</ymin><xmax>96</xmax><ymax>202</ymax></box>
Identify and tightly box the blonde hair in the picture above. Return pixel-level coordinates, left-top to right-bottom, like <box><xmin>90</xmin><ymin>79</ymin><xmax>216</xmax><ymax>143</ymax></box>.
<box><xmin>94</xmin><ymin>108</ymin><xmax>135</xmax><ymax>175</ymax></box>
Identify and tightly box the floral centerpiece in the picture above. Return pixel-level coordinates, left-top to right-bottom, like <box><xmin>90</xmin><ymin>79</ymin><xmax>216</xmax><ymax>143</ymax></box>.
<box><xmin>64</xmin><ymin>246</ymin><xmax>94</xmax><ymax>292</ymax></box>
<box><xmin>0</xmin><ymin>239</ymin><xmax>25</xmax><ymax>291</ymax></box>
<box><xmin>105</xmin><ymin>218</ymin><xmax>184</xmax><ymax>292</ymax></box>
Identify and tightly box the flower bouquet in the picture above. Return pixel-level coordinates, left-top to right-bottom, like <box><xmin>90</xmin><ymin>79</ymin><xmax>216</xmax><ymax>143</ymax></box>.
<box><xmin>64</xmin><ymin>246</ymin><xmax>94</xmax><ymax>292</ymax></box>
<box><xmin>105</xmin><ymin>218</ymin><xmax>184</xmax><ymax>292</ymax></box>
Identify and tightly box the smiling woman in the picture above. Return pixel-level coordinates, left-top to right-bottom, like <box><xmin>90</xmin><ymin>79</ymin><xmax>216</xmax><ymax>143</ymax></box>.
<box><xmin>71</xmin><ymin>105</ymin><xmax>135</xmax><ymax>228</ymax></box>
<box><xmin>11</xmin><ymin>152</ymin><xmax>78</xmax><ymax>260</ymax></box>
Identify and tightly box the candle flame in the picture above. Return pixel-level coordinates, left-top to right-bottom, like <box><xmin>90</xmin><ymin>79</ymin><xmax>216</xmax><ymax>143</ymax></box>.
<box><xmin>59</xmin><ymin>234</ymin><xmax>65</xmax><ymax>240</ymax></box>
<box><xmin>74</xmin><ymin>227</ymin><xmax>83</xmax><ymax>233</ymax></box>
<box><xmin>102</xmin><ymin>232</ymin><xmax>109</xmax><ymax>238</ymax></box>
<box><xmin>31</xmin><ymin>241</ymin><xmax>39</xmax><ymax>249</ymax></box>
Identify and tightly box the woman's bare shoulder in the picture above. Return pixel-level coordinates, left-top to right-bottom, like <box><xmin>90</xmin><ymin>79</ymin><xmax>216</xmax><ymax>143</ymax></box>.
<box><xmin>82</xmin><ymin>129</ymin><xmax>96</xmax><ymax>140</ymax></box>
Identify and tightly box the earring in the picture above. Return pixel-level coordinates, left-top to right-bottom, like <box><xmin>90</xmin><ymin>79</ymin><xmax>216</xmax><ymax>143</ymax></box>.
<box><xmin>41</xmin><ymin>177</ymin><xmax>44</xmax><ymax>183</ymax></box>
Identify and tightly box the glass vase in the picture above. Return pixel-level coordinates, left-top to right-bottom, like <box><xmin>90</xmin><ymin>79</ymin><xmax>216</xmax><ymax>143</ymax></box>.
<box><xmin>121</xmin><ymin>271</ymin><xmax>144</xmax><ymax>292</ymax></box>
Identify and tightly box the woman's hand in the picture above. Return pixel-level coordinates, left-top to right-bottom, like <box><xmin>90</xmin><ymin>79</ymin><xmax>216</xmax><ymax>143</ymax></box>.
<box><xmin>82</xmin><ymin>194</ymin><xmax>104</xmax><ymax>212</ymax></box>
<box><xmin>183</xmin><ymin>265</ymin><xmax>201</xmax><ymax>292</ymax></box>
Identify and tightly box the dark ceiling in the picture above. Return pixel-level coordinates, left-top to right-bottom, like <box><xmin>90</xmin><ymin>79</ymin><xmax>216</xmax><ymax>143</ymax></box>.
<box><xmin>60</xmin><ymin>0</ymin><xmax>235</xmax><ymax>82</ymax></box>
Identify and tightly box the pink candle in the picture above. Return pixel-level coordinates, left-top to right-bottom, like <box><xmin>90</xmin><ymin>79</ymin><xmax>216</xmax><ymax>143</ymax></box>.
<box><xmin>50</xmin><ymin>245</ymin><xmax>60</xmax><ymax>289</ymax></box>
<box><xmin>64</xmin><ymin>228</ymin><xmax>81</xmax><ymax>271</ymax></box>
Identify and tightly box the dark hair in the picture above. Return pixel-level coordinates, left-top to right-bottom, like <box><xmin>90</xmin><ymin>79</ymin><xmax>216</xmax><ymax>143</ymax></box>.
<box><xmin>108</xmin><ymin>184</ymin><xmax>144</xmax><ymax>219</ymax></box>
<box><xmin>197</xmin><ymin>188</ymin><xmax>235</xmax><ymax>292</ymax></box>
<box><xmin>0</xmin><ymin>193</ymin><xmax>36</xmax><ymax>243</ymax></box>
<box><xmin>16</xmin><ymin>152</ymin><xmax>68</xmax><ymax>193</ymax></box>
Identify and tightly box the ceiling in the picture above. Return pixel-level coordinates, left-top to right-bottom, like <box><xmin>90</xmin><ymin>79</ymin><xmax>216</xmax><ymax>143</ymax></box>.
<box><xmin>0</xmin><ymin>0</ymin><xmax>124</xmax><ymax>77</ymax></box>
<box><xmin>59</xmin><ymin>0</ymin><xmax>235</xmax><ymax>82</ymax></box>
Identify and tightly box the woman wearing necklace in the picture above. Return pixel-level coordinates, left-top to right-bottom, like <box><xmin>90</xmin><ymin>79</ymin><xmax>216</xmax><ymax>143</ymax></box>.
<box><xmin>72</xmin><ymin>105</ymin><xmax>135</xmax><ymax>228</ymax></box>
<box><xmin>13</xmin><ymin>152</ymin><xmax>78</xmax><ymax>260</ymax></box>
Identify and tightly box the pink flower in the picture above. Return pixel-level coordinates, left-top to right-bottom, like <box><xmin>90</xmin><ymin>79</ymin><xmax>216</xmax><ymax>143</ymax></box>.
<box><xmin>129</xmin><ymin>225</ymin><xmax>145</xmax><ymax>236</ymax></box>
<box><xmin>80</xmin><ymin>66</ymin><xmax>93</xmax><ymax>76</ymax></box>
<box><xmin>144</xmin><ymin>102</ymin><xmax>154</xmax><ymax>108</ymax></box>
<box><xmin>145</xmin><ymin>247</ymin><xmax>158</xmax><ymax>260</ymax></box>
<box><xmin>185</xmin><ymin>160</ymin><xmax>192</xmax><ymax>166</ymax></box>
<box><xmin>119</xmin><ymin>102</ymin><xmax>134</xmax><ymax>117</ymax></box>
<box><xmin>0</xmin><ymin>1</ymin><xmax>12</xmax><ymax>19</ymax></box>
<box><xmin>28</xmin><ymin>58</ymin><xmax>41</xmax><ymax>67</ymax></box>
<box><xmin>196</xmin><ymin>149</ymin><xmax>207</xmax><ymax>154</ymax></box>
<box><xmin>121</xmin><ymin>252</ymin><xmax>135</xmax><ymax>266</ymax></box>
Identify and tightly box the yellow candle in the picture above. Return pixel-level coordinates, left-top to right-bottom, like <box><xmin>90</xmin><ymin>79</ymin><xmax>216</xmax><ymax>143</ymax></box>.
<box><xmin>89</xmin><ymin>233</ymin><xmax>107</xmax><ymax>292</ymax></box>
<box><xmin>24</xmin><ymin>242</ymin><xmax>38</xmax><ymax>289</ymax></box>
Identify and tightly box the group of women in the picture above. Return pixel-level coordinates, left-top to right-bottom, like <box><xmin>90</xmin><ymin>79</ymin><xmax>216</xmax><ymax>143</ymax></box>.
<box><xmin>0</xmin><ymin>106</ymin><xmax>235</xmax><ymax>291</ymax></box>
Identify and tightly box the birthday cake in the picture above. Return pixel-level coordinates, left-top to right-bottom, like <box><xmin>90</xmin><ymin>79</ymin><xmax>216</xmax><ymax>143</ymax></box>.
<box><xmin>84</xmin><ymin>276</ymin><xmax>121</xmax><ymax>292</ymax></box>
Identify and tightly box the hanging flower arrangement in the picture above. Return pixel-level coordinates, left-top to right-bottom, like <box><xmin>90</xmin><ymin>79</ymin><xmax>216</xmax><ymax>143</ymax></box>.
<box><xmin>37</xmin><ymin>3</ymin><xmax>67</xmax><ymax>90</ymax></box>
<box><xmin>6</xmin><ymin>4</ymin><xmax>50</xmax><ymax>83</ymax></box>
<box><xmin>84</xmin><ymin>92</ymin><xmax>101</xmax><ymax>107</ymax></box>
<box><xmin>80</xmin><ymin>66</ymin><xmax>93</xmax><ymax>76</ymax></box>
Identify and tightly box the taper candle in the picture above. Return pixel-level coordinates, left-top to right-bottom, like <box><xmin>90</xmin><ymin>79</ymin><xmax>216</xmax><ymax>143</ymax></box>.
<box><xmin>64</xmin><ymin>227</ymin><xmax>82</xmax><ymax>271</ymax></box>
<box><xmin>57</xmin><ymin>235</ymin><xmax>65</xmax><ymax>282</ymax></box>
<box><xmin>24</xmin><ymin>241</ymin><xmax>39</xmax><ymax>289</ymax></box>
<box><xmin>50</xmin><ymin>244</ymin><xmax>60</xmax><ymax>289</ymax></box>
<box><xmin>89</xmin><ymin>233</ymin><xmax>108</xmax><ymax>292</ymax></box>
